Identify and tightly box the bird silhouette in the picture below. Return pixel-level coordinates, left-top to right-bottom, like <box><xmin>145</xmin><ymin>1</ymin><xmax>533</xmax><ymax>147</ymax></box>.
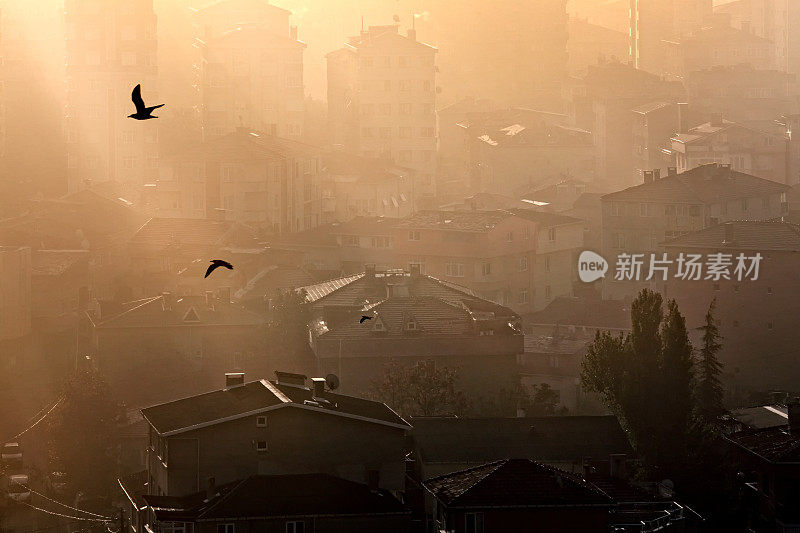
<box><xmin>128</xmin><ymin>84</ymin><xmax>164</xmax><ymax>120</ymax></box>
<box><xmin>360</xmin><ymin>315</ymin><xmax>373</xmax><ymax>323</ymax></box>
<box><xmin>205</xmin><ymin>259</ymin><xmax>233</xmax><ymax>278</ymax></box>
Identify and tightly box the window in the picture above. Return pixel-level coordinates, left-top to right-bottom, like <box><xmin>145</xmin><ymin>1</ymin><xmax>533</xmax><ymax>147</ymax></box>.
<box><xmin>371</xmin><ymin>236</ymin><xmax>392</xmax><ymax>248</ymax></box>
<box><xmin>256</xmin><ymin>441</ymin><xmax>268</xmax><ymax>452</ymax></box>
<box><xmin>423</xmin><ymin>80</ymin><xmax>432</xmax><ymax>92</ymax></box>
<box><xmin>217</xmin><ymin>525</ymin><xmax>235</xmax><ymax>533</ymax></box>
<box><xmin>379</xmin><ymin>127</ymin><xmax>391</xmax><ymax>138</ymax></box>
<box><xmin>408</xmin><ymin>230</ymin><xmax>420</xmax><ymax>241</ymax></box>
<box><xmin>122</xmin><ymin>156</ymin><xmax>136</xmax><ymax>169</ymax></box>
<box><xmin>342</xmin><ymin>235</ymin><xmax>359</xmax><ymax>247</ymax></box>
<box><xmin>361</xmin><ymin>127</ymin><xmax>375</xmax><ymax>138</ymax></box>
<box><xmin>399</xmin><ymin>103</ymin><xmax>412</xmax><ymax>115</ymax></box>
<box><xmin>285</xmin><ymin>522</ymin><xmax>305</xmax><ymax>533</ymax></box>
<box><xmin>768</xmin><ymin>322</ymin><xmax>774</xmax><ymax>330</ymax></box>
<box><xmin>121</xmin><ymin>53</ymin><xmax>137</xmax><ymax>66</ymax></box>
<box><xmin>741</xmin><ymin>199</ymin><xmax>749</xmax><ymax>212</ymax></box>
<box><xmin>611</xmin><ymin>202</ymin><xmax>624</xmax><ymax>216</ymax></box>
<box><xmin>768</xmin><ymin>286</ymin><xmax>773</xmax><ymax>294</ymax></box>
<box><xmin>762</xmin><ymin>197</ymin><xmax>770</xmax><ymax>209</ymax></box>
<box><xmin>545</xmin><ymin>285</ymin><xmax>552</xmax><ymax>300</ymax></box>
<box><xmin>465</xmin><ymin>512</ymin><xmax>484</xmax><ymax>533</ymax></box>
<box><xmin>420</xmin><ymin>127</ymin><xmax>434</xmax><ymax>137</ymax></box>
<box><xmin>639</xmin><ymin>203</ymin><xmax>656</xmax><ymax>217</ymax></box>
<box><xmin>122</xmin><ymin>130</ymin><xmax>135</xmax><ymax>144</ymax></box>
<box><xmin>445</xmin><ymin>262</ymin><xmax>465</xmax><ymax>277</ymax></box>
<box><xmin>548</xmin><ymin>228</ymin><xmax>556</xmax><ymax>242</ymax></box>
<box><xmin>399</xmin><ymin>127</ymin><xmax>411</xmax><ymax>138</ymax></box>
<box><xmin>612</xmin><ymin>232</ymin><xmax>626</xmax><ymax>249</ymax></box>
<box><xmin>518</xmin><ymin>288</ymin><xmax>529</xmax><ymax>304</ymax></box>
<box><xmin>506</xmin><ymin>231</ymin><xmax>513</xmax><ymax>242</ymax></box>
<box><xmin>482</xmin><ymin>262</ymin><xmax>491</xmax><ymax>276</ymax></box>
<box><xmin>518</xmin><ymin>256</ymin><xmax>528</xmax><ymax>272</ymax></box>
<box><xmin>378</xmin><ymin>103</ymin><xmax>391</xmax><ymax>115</ymax></box>
<box><xmin>256</xmin><ymin>416</ymin><xmax>267</xmax><ymax>427</ymax></box>
<box><xmin>545</xmin><ymin>256</ymin><xmax>551</xmax><ymax>272</ymax></box>
<box><xmin>406</xmin><ymin>319</ymin><xmax>418</xmax><ymax>331</ymax></box>
<box><xmin>523</xmin><ymin>226</ymin><xmax>531</xmax><ymax>240</ymax></box>
<box><xmin>689</xmin><ymin>205</ymin><xmax>701</xmax><ymax>216</ymax></box>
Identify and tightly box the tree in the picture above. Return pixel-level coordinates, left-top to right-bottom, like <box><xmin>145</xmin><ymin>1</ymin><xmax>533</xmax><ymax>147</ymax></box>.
<box><xmin>47</xmin><ymin>368</ymin><xmax>125</xmax><ymax>496</ymax></box>
<box><xmin>695</xmin><ymin>299</ymin><xmax>726</xmax><ymax>427</ymax></box>
<box><xmin>582</xmin><ymin>289</ymin><xmax>695</xmax><ymax>472</ymax></box>
<box><xmin>368</xmin><ymin>360</ymin><xmax>468</xmax><ymax>418</ymax></box>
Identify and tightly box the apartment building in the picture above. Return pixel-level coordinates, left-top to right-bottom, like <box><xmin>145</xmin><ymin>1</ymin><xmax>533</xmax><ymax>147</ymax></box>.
<box><xmin>0</xmin><ymin>246</ymin><xmax>31</xmax><ymax>341</ymax></box>
<box><xmin>64</xmin><ymin>0</ymin><xmax>159</xmax><ymax>198</ymax></box>
<box><xmin>327</xmin><ymin>24</ymin><xmax>437</xmax><ymax>203</ymax></box>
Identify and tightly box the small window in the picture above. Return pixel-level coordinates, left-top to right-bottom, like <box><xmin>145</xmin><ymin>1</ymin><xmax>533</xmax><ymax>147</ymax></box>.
<box><xmin>285</xmin><ymin>522</ymin><xmax>305</xmax><ymax>533</ymax></box>
<box><xmin>506</xmin><ymin>231</ymin><xmax>513</xmax><ymax>242</ymax></box>
<box><xmin>545</xmin><ymin>285</ymin><xmax>552</xmax><ymax>300</ymax></box>
<box><xmin>545</xmin><ymin>256</ymin><xmax>551</xmax><ymax>272</ymax></box>
<box><xmin>217</xmin><ymin>525</ymin><xmax>235</xmax><ymax>533</ymax></box>
<box><xmin>482</xmin><ymin>262</ymin><xmax>492</xmax><ymax>276</ymax></box>
<box><xmin>465</xmin><ymin>512</ymin><xmax>484</xmax><ymax>533</ymax></box>
<box><xmin>548</xmin><ymin>228</ymin><xmax>556</xmax><ymax>242</ymax></box>
<box><xmin>741</xmin><ymin>199</ymin><xmax>749</xmax><ymax>212</ymax></box>
<box><xmin>768</xmin><ymin>287</ymin><xmax>773</xmax><ymax>294</ymax></box>
<box><xmin>518</xmin><ymin>256</ymin><xmax>528</xmax><ymax>272</ymax></box>
<box><xmin>408</xmin><ymin>230</ymin><xmax>420</xmax><ymax>241</ymax></box>
<box><xmin>256</xmin><ymin>416</ymin><xmax>267</xmax><ymax>427</ymax></box>
<box><xmin>406</xmin><ymin>319</ymin><xmax>418</xmax><ymax>331</ymax></box>
<box><xmin>256</xmin><ymin>441</ymin><xmax>268</xmax><ymax>453</ymax></box>
<box><xmin>767</xmin><ymin>322</ymin><xmax>774</xmax><ymax>330</ymax></box>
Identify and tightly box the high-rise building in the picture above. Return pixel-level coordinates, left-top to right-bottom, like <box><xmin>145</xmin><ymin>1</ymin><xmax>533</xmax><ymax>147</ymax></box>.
<box><xmin>64</xmin><ymin>0</ymin><xmax>159</xmax><ymax>198</ymax></box>
<box><xmin>327</xmin><ymin>24</ymin><xmax>437</xmax><ymax>203</ymax></box>
<box><xmin>630</xmin><ymin>0</ymin><xmax>713</xmax><ymax>74</ymax></box>
<box><xmin>192</xmin><ymin>0</ymin><xmax>305</xmax><ymax>139</ymax></box>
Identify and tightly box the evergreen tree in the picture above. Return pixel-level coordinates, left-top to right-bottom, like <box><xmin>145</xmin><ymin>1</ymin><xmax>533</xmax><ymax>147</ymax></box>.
<box><xmin>695</xmin><ymin>299</ymin><xmax>726</xmax><ymax>427</ymax></box>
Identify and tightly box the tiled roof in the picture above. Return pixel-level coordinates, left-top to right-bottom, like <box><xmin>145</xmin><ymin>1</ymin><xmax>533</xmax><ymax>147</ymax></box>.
<box><xmin>234</xmin><ymin>266</ymin><xmax>316</xmax><ymax>301</ymax></box>
<box><xmin>726</xmin><ymin>425</ymin><xmax>800</xmax><ymax>463</ymax></box>
<box><xmin>394</xmin><ymin>210</ymin><xmax>515</xmax><ymax>232</ymax></box>
<box><xmin>146</xmin><ymin>474</ymin><xmax>408</xmax><ymax>521</ymax></box>
<box><xmin>95</xmin><ymin>294</ymin><xmax>265</xmax><ymax>328</ymax></box>
<box><xmin>31</xmin><ymin>250</ymin><xmax>88</xmax><ymax>276</ymax></box>
<box><xmin>505</xmin><ymin>209</ymin><xmax>584</xmax><ymax>227</ymax></box>
<box><xmin>130</xmin><ymin>218</ymin><xmax>257</xmax><ymax>248</ymax></box>
<box><xmin>662</xmin><ymin>221</ymin><xmax>800</xmax><ymax>251</ymax></box>
<box><xmin>328</xmin><ymin>216</ymin><xmax>400</xmax><ymax>236</ymax></box>
<box><xmin>602</xmin><ymin>164</ymin><xmax>789</xmax><ymax>203</ymax></box>
<box><xmin>424</xmin><ymin>459</ymin><xmax>612</xmax><ymax>508</ymax></box>
<box><xmin>142</xmin><ymin>378</ymin><xmax>409</xmax><ymax>435</ymax></box>
<box><xmin>411</xmin><ymin>416</ymin><xmax>632</xmax><ymax>464</ymax></box>
<box><xmin>302</xmin><ymin>274</ymin><xmax>364</xmax><ymax>302</ymax></box>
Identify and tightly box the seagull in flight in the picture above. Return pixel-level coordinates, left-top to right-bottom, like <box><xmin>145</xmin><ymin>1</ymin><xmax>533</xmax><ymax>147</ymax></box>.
<box><xmin>205</xmin><ymin>259</ymin><xmax>233</xmax><ymax>278</ymax></box>
<box><xmin>360</xmin><ymin>315</ymin><xmax>373</xmax><ymax>323</ymax></box>
<box><xmin>128</xmin><ymin>84</ymin><xmax>164</xmax><ymax>120</ymax></box>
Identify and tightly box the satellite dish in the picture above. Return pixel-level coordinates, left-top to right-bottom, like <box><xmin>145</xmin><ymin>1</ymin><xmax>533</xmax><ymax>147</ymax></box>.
<box><xmin>325</xmin><ymin>374</ymin><xmax>340</xmax><ymax>391</ymax></box>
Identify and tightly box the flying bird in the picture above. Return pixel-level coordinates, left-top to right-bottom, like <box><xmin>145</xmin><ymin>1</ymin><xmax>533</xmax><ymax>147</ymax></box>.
<box><xmin>205</xmin><ymin>259</ymin><xmax>233</xmax><ymax>278</ymax></box>
<box><xmin>128</xmin><ymin>84</ymin><xmax>164</xmax><ymax>120</ymax></box>
<box><xmin>360</xmin><ymin>315</ymin><xmax>373</xmax><ymax>323</ymax></box>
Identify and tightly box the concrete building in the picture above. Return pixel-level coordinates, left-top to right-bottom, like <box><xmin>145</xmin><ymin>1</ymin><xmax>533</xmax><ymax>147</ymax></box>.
<box><xmin>326</xmin><ymin>24</ymin><xmax>437</xmax><ymax>204</ymax></box>
<box><xmin>667</xmin><ymin>118</ymin><xmax>790</xmax><ymax>183</ymax></box>
<box><xmin>392</xmin><ymin>210</ymin><xmax>585</xmax><ymax>313</ymax></box>
<box><xmin>630</xmin><ymin>0</ymin><xmax>713</xmax><ymax>74</ymax></box>
<box><xmin>0</xmin><ymin>246</ymin><xmax>31</xmax><ymax>341</ymax></box>
<box><xmin>632</xmin><ymin>102</ymin><xmax>681</xmax><ymax>181</ymax></box>
<box><xmin>302</xmin><ymin>268</ymin><xmax>523</xmax><ymax>400</ymax></box>
<box><xmin>151</xmin><ymin>130</ymin><xmax>323</xmax><ymax>234</ymax></box>
<box><xmin>568</xmin><ymin>18</ymin><xmax>629</xmax><ymax>76</ymax></box>
<box><xmin>139</xmin><ymin>373</ymin><xmax>410</xmax><ymax>497</ymax></box>
<box><xmin>64</xmin><ymin>0</ymin><xmax>159</xmax><ymax>199</ymax></box>
<box><xmin>600</xmin><ymin>163</ymin><xmax>789</xmax><ymax>298</ymax></box>
<box><xmin>193</xmin><ymin>0</ymin><xmax>305</xmax><ymax>140</ymax></box>
<box><xmin>666</xmin><ymin>22</ymin><xmax>775</xmax><ymax>76</ymax></box>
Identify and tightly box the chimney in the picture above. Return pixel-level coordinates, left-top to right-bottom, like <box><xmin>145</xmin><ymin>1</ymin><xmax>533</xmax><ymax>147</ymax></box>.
<box><xmin>407</xmin><ymin>28</ymin><xmax>416</xmax><ymax>41</ymax></box>
<box><xmin>652</xmin><ymin>168</ymin><xmax>661</xmax><ymax>180</ymax></box>
<box><xmin>311</xmin><ymin>377</ymin><xmax>326</xmax><ymax>398</ymax></box>
<box><xmin>365</xmin><ymin>263</ymin><xmax>376</xmax><ymax>279</ymax></box>
<box><xmin>789</xmin><ymin>397</ymin><xmax>800</xmax><ymax>434</ymax></box>
<box><xmin>162</xmin><ymin>292</ymin><xmax>174</xmax><ymax>310</ymax></box>
<box><xmin>290</xmin><ymin>25</ymin><xmax>298</xmax><ymax>41</ymax></box>
<box><xmin>710</xmin><ymin>112</ymin><xmax>724</xmax><ymax>127</ymax></box>
<box><xmin>206</xmin><ymin>477</ymin><xmax>216</xmax><ymax>500</ymax></box>
<box><xmin>677</xmin><ymin>102</ymin><xmax>689</xmax><ymax>133</ymax></box>
<box><xmin>643</xmin><ymin>170</ymin><xmax>654</xmax><ymax>184</ymax></box>
<box><xmin>609</xmin><ymin>454</ymin><xmax>627</xmax><ymax>480</ymax></box>
<box><xmin>667</xmin><ymin>166</ymin><xmax>677</xmax><ymax>176</ymax></box>
<box><xmin>275</xmin><ymin>371</ymin><xmax>308</xmax><ymax>388</ymax></box>
<box><xmin>225</xmin><ymin>372</ymin><xmax>245</xmax><ymax>388</ymax></box>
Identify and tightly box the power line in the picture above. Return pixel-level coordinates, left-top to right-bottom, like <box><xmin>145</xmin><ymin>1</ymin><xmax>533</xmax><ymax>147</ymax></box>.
<box><xmin>3</xmin><ymin>396</ymin><xmax>65</xmax><ymax>443</ymax></box>
<box><xmin>17</xmin><ymin>500</ymin><xmax>112</xmax><ymax>522</ymax></box>
<box><xmin>19</xmin><ymin>484</ymin><xmax>110</xmax><ymax>519</ymax></box>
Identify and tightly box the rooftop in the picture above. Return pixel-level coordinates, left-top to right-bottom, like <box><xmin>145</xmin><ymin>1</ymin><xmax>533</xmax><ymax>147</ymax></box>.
<box><xmin>602</xmin><ymin>164</ymin><xmax>789</xmax><ymax>204</ymax></box>
<box><xmin>145</xmin><ymin>473</ymin><xmax>408</xmax><ymax>522</ymax></box>
<box><xmin>662</xmin><ymin>220</ymin><xmax>800</xmax><ymax>251</ymax></box>
<box><xmin>129</xmin><ymin>217</ymin><xmax>258</xmax><ymax>249</ymax></box>
<box><xmin>141</xmin><ymin>376</ymin><xmax>409</xmax><ymax>436</ymax></box>
<box><xmin>424</xmin><ymin>459</ymin><xmax>612</xmax><ymax>509</ymax></box>
<box><xmin>726</xmin><ymin>425</ymin><xmax>800</xmax><ymax>463</ymax></box>
<box><xmin>525</xmin><ymin>295</ymin><xmax>631</xmax><ymax>330</ymax></box>
<box><xmin>31</xmin><ymin>250</ymin><xmax>88</xmax><ymax>277</ymax></box>
<box><xmin>731</xmin><ymin>405</ymin><xmax>788</xmax><ymax>430</ymax></box>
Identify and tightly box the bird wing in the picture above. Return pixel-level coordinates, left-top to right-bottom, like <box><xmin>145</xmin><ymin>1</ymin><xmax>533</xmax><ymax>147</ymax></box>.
<box><xmin>204</xmin><ymin>264</ymin><xmax>218</xmax><ymax>278</ymax></box>
<box><xmin>213</xmin><ymin>259</ymin><xmax>234</xmax><ymax>270</ymax></box>
<box><xmin>131</xmin><ymin>84</ymin><xmax>146</xmax><ymax>113</ymax></box>
<box><xmin>146</xmin><ymin>104</ymin><xmax>165</xmax><ymax>112</ymax></box>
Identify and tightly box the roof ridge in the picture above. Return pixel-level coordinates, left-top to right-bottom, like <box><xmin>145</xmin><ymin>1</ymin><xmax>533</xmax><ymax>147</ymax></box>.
<box><xmin>197</xmin><ymin>476</ymin><xmax>251</xmax><ymax>518</ymax></box>
<box><xmin>98</xmin><ymin>296</ymin><xmax>162</xmax><ymax>326</ymax></box>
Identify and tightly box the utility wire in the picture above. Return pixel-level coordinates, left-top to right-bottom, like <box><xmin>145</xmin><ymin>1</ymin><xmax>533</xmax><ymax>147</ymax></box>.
<box><xmin>3</xmin><ymin>396</ymin><xmax>65</xmax><ymax>443</ymax></box>
<box><xmin>17</xmin><ymin>500</ymin><xmax>112</xmax><ymax>522</ymax></box>
<box><xmin>19</xmin><ymin>483</ymin><xmax>109</xmax><ymax>518</ymax></box>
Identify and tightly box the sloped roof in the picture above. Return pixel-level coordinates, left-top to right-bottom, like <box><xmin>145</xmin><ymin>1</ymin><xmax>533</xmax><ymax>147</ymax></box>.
<box><xmin>602</xmin><ymin>164</ymin><xmax>789</xmax><ymax>203</ymax></box>
<box><xmin>328</xmin><ymin>216</ymin><xmax>400</xmax><ymax>236</ymax></box>
<box><xmin>395</xmin><ymin>210</ymin><xmax>516</xmax><ymax>232</ymax></box>
<box><xmin>411</xmin><ymin>416</ymin><xmax>632</xmax><ymax>465</ymax></box>
<box><xmin>31</xmin><ymin>250</ymin><xmax>88</xmax><ymax>276</ymax></box>
<box><xmin>731</xmin><ymin>405</ymin><xmax>788</xmax><ymax>429</ymax></box>
<box><xmin>662</xmin><ymin>221</ymin><xmax>800</xmax><ymax>251</ymax></box>
<box><xmin>129</xmin><ymin>218</ymin><xmax>257</xmax><ymax>248</ymax></box>
<box><xmin>146</xmin><ymin>474</ymin><xmax>408</xmax><ymax>521</ymax></box>
<box><xmin>95</xmin><ymin>294</ymin><xmax>264</xmax><ymax>329</ymax></box>
<box><xmin>632</xmin><ymin>101</ymin><xmax>672</xmax><ymax>115</ymax></box>
<box><xmin>234</xmin><ymin>266</ymin><xmax>316</xmax><ymax>301</ymax></box>
<box><xmin>424</xmin><ymin>459</ymin><xmax>612</xmax><ymax>508</ymax></box>
<box><xmin>142</xmin><ymin>378</ymin><xmax>409</xmax><ymax>435</ymax></box>
<box><xmin>505</xmin><ymin>209</ymin><xmax>584</xmax><ymax>227</ymax></box>
<box><xmin>726</xmin><ymin>425</ymin><xmax>800</xmax><ymax>463</ymax></box>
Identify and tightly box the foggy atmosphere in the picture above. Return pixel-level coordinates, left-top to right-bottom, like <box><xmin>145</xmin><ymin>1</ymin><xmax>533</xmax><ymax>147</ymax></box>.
<box><xmin>4</xmin><ymin>0</ymin><xmax>800</xmax><ymax>531</ymax></box>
